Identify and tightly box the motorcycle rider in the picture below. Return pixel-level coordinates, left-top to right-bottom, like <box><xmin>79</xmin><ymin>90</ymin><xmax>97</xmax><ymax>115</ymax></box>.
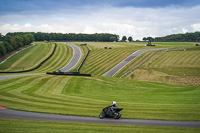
<box><xmin>110</xmin><ymin>101</ymin><xmax>118</xmax><ymax>114</ymax></box>
<box><xmin>112</xmin><ymin>101</ymin><xmax>118</xmax><ymax>108</ymax></box>
<box><xmin>99</xmin><ymin>101</ymin><xmax>123</xmax><ymax>119</ymax></box>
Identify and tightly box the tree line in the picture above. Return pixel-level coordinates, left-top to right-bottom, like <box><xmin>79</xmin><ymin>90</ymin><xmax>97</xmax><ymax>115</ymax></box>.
<box><xmin>4</xmin><ymin>32</ymin><xmax>120</xmax><ymax>42</ymax></box>
<box><xmin>143</xmin><ymin>32</ymin><xmax>200</xmax><ymax>42</ymax></box>
<box><xmin>0</xmin><ymin>34</ymin><xmax>34</xmax><ymax>56</ymax></box>
<box><xmin>1</xmin><ymin>31</ymin><xmax>199</xmax><ymax>56</ymax></box>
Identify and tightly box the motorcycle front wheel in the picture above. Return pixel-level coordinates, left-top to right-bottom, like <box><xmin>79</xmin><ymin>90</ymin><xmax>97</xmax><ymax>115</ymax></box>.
<box><xmin>99</xmin><ymin>112</ymin><xmax>105</xmax><ymax>119</ymax></box>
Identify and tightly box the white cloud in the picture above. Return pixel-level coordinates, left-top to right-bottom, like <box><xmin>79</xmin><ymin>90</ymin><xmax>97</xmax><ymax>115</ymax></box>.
<box><xmin>191</xmin><ymin>23</ymin><xmax>200</xmax><ymax>31</ymax></box>
<box><xmin>182</xmin><ymin>28</ymin><xmax>188</xmax><ymax>33</ymax></box>
<box><xmin>0</xmin><ymin>5</ymin><xmax>200</xmax><ymax>40</ymax></box>
<box><xmin>24</xmin><ymin>23</ymin><xmax>32</xmax><ymax>27</ymax></box>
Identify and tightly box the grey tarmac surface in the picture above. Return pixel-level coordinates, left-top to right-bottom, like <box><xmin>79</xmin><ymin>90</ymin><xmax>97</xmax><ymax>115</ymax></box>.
<box><xmin>102</xmin><ymin>48</ymin><xmax>165</xmax><ymax>77</ymax></box>
<box><xmin>0</xmin><ymin>73</ymin><xmax>44</xmax><ymax>80</ymax></box>
<box><xmin>59</xmin><ymin>43</ymin><xmax>82</xmax><ymax>72</ymax></box>
<box><xmin>0</xmin><ymin>109</ymin><xmax>200</xmax><ymax>128</ymax></box>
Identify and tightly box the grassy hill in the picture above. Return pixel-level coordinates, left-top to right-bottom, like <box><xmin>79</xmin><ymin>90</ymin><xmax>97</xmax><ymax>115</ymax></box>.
<box><xmin>0</xmin><ymin>74</ymin><xmax>199</xmax><ymax>121</ymax></box>
<box><xmin>74</xmin><ymin>42</ymin><xmax>195</xmax><ymax>76</ymax></box>
<box><xmin>0</xmin><ymin>42</ymin><xmax>74</xmax><ymax>73</ymax></box>
<box><xmin>0</xmin><ymin>42</ymin><xmax>53</xmax><ymax>72</ymax></box>
<box><xmin>0</xmin><ymin>41</ymin><xmax>200</xmax><ymax>132</ymax></box>
<box><xmin>31</xmin><ymin>42</ymin><xmax>73</xmax><ymax>73</ymax></box>
<box><xmin>125</xmin><ymin>47</ymin><xmax>200</xmax><ymax>85</ymax></box>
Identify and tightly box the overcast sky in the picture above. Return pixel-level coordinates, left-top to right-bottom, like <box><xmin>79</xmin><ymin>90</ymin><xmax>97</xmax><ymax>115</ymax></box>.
<box><xmin>0</xmin><ymin>0</ymin><xmax>200</xmax><ymax>40</ymax></box>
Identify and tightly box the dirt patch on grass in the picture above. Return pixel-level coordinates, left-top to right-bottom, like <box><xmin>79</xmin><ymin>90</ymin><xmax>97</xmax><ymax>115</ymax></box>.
<box><xmin>166</xmin><ymin>76</ymin><xmax>200</xmax><ymax>86</ymax></box>
<box><xmin>128</xmin><ymin>69</ymin><xmax>168</xmax><ymax>83</ymax></box>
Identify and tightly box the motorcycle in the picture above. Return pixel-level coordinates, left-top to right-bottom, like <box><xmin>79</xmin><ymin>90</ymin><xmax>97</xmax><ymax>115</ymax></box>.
<box><xmin>99</xmin><ymin>106</ymin><xmax>123</xmax><ymax>119</ymax></box>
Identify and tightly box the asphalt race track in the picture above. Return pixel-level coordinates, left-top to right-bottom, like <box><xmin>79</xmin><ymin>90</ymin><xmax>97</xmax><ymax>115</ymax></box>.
<box><xmin>0</xmin><ymin>109</ymin><xmax>199</xmax><ymax>128</ymax></box>
<box><xmin>59</xmin><ymin>43</ymin><xmax>82</xmax><ymax>72</ymax></box>
<box><xmin>102</xmin><ymin>48</ymin><xmax>164</xmax><ymax>77</ymax></box>
<box><xmin>0</xmin><ymin>73</ymin><xmax>43</xmax><ymax>80</ymax></box>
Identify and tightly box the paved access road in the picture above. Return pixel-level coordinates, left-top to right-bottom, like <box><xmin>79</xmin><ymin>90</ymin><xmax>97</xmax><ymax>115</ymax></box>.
<box><xmin>102</xmin><ymin>48</ymin><xmax>164</xmax><ymax>77</ymax></box>
<box><xmin>0</xmin><ymin>109</ymin><xmax>199</xmax><ymax>128</ymax></box>
<box><xmin>59</xmin><ymin>43</ymin><xmax>82</xmax><ymax>72</ymax></box>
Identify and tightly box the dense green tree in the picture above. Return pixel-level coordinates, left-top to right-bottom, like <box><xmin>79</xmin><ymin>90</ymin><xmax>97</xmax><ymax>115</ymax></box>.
<box><xmin>3</xmin><ymin>42</ymin><xmax>13</xmax><ymax>52</ymax></box>
<box><xmin>6</xmin><ymin>32</ymin><xmax>119</xmax><ymax>42</ymax></box>
<box><xmin>109</xmin><ymin>36</ymin><xmax>117</xmax><ymax>42</ymax></box>
<box><xmin>0</xmin><ymin>43</ymin><xmax>6</xmax><ymax>56</ymax></box>
<box><xmin>26</xmin><ymin>34</ymin><xmax>34</xmax><ymax>43</ymax></box>
<box><xmin>122</xmin><ymin>36</ymin><xmax>127</xmax><ymax>42</ymax></box>
<box><xmin>143</xmin><ymin>37</ymin><xmax>147</xmax><ymax>41</ymax></box>
<box><xmin>0</xmin><ymin>33</ymin><xmax>3</xmax><ymax>41</ymax></box>
<box><xmin>128</xmin><ymin>36</ymin><xmax>133</xmax><ymax>42</ymax></box>
<box><xmin>22</xmin><ymin>35</ymin><xmax>30</xmax><ymax>45</ymax></box>
<box><xmin>34</xmin><ymin>32</ymin><xmax>45</xmax><ymax>41</ymax></box>
<box><xmin>3</xmin><ymin>35</ymin><xmax>12</xmax><ymax>44</ymax></box>
<box><xmin>14</xmin><ymin>36</ymin><xmax>24</xmax><ymax>47</ymax></box>
<box><xmin>10</xmin><ymin>38</ymin><xmax>18</xmax><ymax>49</ymax></box>
<box><xmin>146</xmin><ymin>37</ymin><xmax>154</xmax><ymax>42</ymax></box>
<box><xmin>0</xmin><ymin>33</ymin><xmax>34</xmax><ymax>57</ymax></box>
<box><xmin>153</xmin><ymin>31</ymin><xmax>200</xmax><ymax>42</ymax></box>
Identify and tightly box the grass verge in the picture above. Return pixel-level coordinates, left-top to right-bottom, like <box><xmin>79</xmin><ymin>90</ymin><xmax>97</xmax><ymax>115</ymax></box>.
<box><xmin>0</xmin><ymin>118</ymin><xmax>199</xmax><ymax>133</ymax></box>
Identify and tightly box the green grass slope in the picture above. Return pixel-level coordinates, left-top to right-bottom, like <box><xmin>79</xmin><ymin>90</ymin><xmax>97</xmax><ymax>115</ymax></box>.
<box><xmin>32</xmin><ymin>42</ymin><xmax>73</xmax><ymax>73</ymax></box>
<box><xmin>148</xmin><ymin>48</ymin><xmax>200</xmax><ymax>76</ymax></box>
<box><xmin>74</xmin><ymin>42</ymin><xmax>194</xmax><ymax>76</ymax></box>
<box><xmin>126</xmin><ymin>47</ymin><xmax>200</xmax><ymax>85</ymax></box>
<box><xmin>79</xmin><ymin>48</ymin><xmax>135</xmax><ymax>75</ymax></box>
<box><xmin>0</xmin><ymin>42</ymin><xmax>74</xmax><ymax>73</ymax></box>
<box><xmin>0</xmin><ymin>74</ymin><xmax>199</xmax><ymax>121</ymax></box>
<box><xmin>0</xmin><ymin>42</ymin><xmax>52</xmax><ymax>72</ymax></box>
<box><xmin>1</xmin><ymin>118</ymin><xmax>199</xmax><ymax>133</ymax></box>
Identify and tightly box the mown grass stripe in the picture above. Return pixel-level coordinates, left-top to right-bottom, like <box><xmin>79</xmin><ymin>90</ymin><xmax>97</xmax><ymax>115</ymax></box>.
<box><xmin>33</xmin><ymin>43</ymin><xmax>73</xmax><ymax>73</ymax></box>
<box><xmin>0</xmin><ymin>42</ymin><xmax>52</xmax><ymax>72</ymax></box>
<box><xmin>82</xmin><ymin>49</ymin><xmax>133</xmax><ymax>75</ymax></box>
<box><xmin>0</xmin><ymin>76</ymin><xmax>103</xmax><ymax>108</ymax></box>
<box><xmin>22</xmin><ymin>76</ymin><xmax>53</xmax><ymax>94</ymax></box>
<box><xmin>0</xmin><ymin>76</ymin><xmax>39</xmax><ymax>92</ymax></box>
<box><xmin>0</xmin><ymin>76</ymin><xmax>30</xmax><ymax>88</ymax></box>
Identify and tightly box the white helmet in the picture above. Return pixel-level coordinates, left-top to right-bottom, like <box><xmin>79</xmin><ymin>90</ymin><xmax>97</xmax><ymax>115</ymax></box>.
<box><xmin>112</xmin><ymin>101</ymin><xmax>116</xmax><ymax>105</ymax></box>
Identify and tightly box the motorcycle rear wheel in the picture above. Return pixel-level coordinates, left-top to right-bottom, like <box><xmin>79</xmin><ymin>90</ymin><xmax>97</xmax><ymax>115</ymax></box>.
<box><xmin>99</xmin><ymin>112</ymin><xmax>105</xmax><ymax>119</ymax></box>
<box><xmin>114</xmin><ymin>113</ymin><xmax>122</xmax><ymax>119</ymax></box>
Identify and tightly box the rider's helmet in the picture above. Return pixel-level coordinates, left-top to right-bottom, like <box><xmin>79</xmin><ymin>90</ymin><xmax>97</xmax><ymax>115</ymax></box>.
<box><xmin>112</xmin><ymin>101</ymin><xmax>117</xmax><ymax>105</ymax></box>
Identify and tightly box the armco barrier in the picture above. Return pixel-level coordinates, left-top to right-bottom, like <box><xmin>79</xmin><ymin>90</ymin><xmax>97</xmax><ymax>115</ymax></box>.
<box><xmin>46</xmin><ymin>72</ymin><xmax>91</xmax><ymax>77</ymax></box>
<box><xmin>120</xmin><ymin>47</ymin><xmax>193</xmax><ymax>78</ymax></box>
<box><xmin>0</xmin><ymin>43</ymin><xmax>57</xmax><ymax>73</ymax></box>
<box><xmin>77</xmin><ymin>49</ymin><xmax>90</xmax><ymax>72</ymax></box>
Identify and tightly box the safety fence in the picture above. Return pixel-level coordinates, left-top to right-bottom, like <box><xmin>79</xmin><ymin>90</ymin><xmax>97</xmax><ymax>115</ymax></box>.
<box><xmin>46</xmin><ymin>72</ymin><xmax>91</xmax><ymax>77</ymax></box>
<box><xmin>77</xmin><ymin>48</ymin><xmax>90</xmax><ymax>72</ymax></box>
